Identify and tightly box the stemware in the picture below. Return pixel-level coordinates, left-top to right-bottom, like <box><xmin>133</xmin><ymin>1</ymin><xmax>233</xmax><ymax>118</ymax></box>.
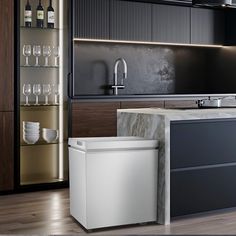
<box><xmin>33</xmin><ymin>84</ymin><xmax>41</xmax><ymax>105</ymax></box>
<box><xmin>43</xmin><ymin>45</ymin><xmax>51</xmax><ymax>67</ymax></box>
<box><xmin>23</xmin><ymin>45</ymin><xmax>31</xmax><ymax>66</ymax></box>
<box><xmin>23</xmin><ymin>84</ymin><xmax>31</xmax><ymax>106</ymax></box>
<box><xmin>43</xmin><ymin>84</ymin><xmax>51</xmax><ymax>105</ymax></box>
<box><xmin>53</xmin><ymin>84</ymin><xmax>60</xmax><ymax>105</ymax></box>
<box><xmin>33</xmin><ymin>45</ymin><xmax>41</xmax><ymax>66</ymax></box>
<box><xmin>52</xmin><ymin>46</ymin><xmax>60</xmax><ymax>67</ymax></box>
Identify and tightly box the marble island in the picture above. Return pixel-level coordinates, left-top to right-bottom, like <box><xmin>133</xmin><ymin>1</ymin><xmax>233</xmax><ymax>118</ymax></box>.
<box><xmin>117</xmin><ymin>108</ymin><xmax>236</xmax><ymax>225</ymax></box>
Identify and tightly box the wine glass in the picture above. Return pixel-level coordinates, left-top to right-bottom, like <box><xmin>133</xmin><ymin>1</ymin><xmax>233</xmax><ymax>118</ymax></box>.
<box><xmin>53</xmin><ymin>84</ymin><xmax>60</xmax><ymax>104</ymax></box>
<box><xmin>33</xmin><ymin>45</ymin><xmax>41</xmax><ymax>66</ymax></box>
<box><xmin>23</xmin><ymin>45</ymin><xmax>31</xmax><ymax>66</ymax></box>
<box><xmin>43</xmin><ymin>45</ymin><xmax>51</xmax><ymax>67</ymax></box>
<box><xmin>22</xmin><ymin>84</ymin><xmax>31</xmax><ymax>106</ymax></box>
<box><xmin>52</xmin><ymin>46</ymin><xmax>60</xmax><ymax>67</ymax></box>
<box><xmin>33</xmin><ymin>84</ymin><xmax>41</xmax><ymax>105</ymax></box>
<box><xmin>43</xmin><ymin>84</ymin><xmax>51</xmax><ymax>105</ymax></box>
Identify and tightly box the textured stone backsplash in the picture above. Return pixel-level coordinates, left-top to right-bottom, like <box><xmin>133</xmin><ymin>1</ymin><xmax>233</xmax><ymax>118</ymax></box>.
<box><xmin>73</xmin><ymin>42</ymin><xmax>217</xmax><ymax>96</ymax></box>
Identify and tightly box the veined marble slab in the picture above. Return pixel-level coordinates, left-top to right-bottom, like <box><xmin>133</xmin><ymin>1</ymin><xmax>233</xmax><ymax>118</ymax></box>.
<box><xmin>117</xmin><ymin>108</ymin><xmax>236</xmax><ymax>225</ymax></box>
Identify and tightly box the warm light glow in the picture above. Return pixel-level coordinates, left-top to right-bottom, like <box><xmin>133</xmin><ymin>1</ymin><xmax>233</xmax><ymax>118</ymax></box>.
<box><xmin>73</xmin><ymin>38</ymin><xmax>223</xmax><ymax>48</ymax></box>
<box><xmin>59</xmin><ymin>0</ymin><xmax>64</xmax><ymax>180</ymax></box>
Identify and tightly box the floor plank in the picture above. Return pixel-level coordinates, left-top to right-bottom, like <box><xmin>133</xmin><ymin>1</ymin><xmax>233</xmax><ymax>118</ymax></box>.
<box><xmin>1</xmin><ymin>189</ymin><xmax>236</xmax><ymax>235</ymax></box>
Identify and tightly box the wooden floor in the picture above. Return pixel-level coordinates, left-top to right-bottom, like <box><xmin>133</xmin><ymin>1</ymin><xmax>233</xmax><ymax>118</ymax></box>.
<box><xmin>1</xmin><ymin>189</ymin><xmax>236</xmax><ymax>235</ymax></box>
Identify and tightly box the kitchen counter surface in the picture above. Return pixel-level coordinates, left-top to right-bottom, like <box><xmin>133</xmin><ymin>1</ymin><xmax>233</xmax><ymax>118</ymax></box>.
<box><xmin>117</xmin><ymin>108</ymin><xmax>236</xmax><ymax>226</ymax></box>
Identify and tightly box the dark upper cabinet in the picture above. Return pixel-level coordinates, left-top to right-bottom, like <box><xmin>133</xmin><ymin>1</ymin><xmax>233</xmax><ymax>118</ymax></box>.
<box><xmin>152</xmin><ymin>4</ymin><xmax>190</xmax><ymax>44</ymax></box>
<box><xmin>73</xmin><ymin>0</ymin><xmax>110</xmax><ymax>39</ymax></box>
<box><xmin>191</xmin><ymin>8</ymin><xmax>225</xmax><ymax>45</ymax></box>
<box><xmin>110</xmin><ymin>0</ymin><xmax>152</xmax><ymax>41</ymax></box>
<box><xmin>225</xmin><ymin>9</ymin><xmax>236</xmax><ymax>45</ymax></box>
<box><xmin>0</xmin><ymin>0</ymin><xmax>14</xmax><ymax>111</ymax></box>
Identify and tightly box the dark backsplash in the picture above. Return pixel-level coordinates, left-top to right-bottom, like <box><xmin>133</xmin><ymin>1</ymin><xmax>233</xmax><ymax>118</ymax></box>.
<box><xmin>73</xmin><ymin>42</ymin><xmax>231</xmax><ymax>96</ymax></box>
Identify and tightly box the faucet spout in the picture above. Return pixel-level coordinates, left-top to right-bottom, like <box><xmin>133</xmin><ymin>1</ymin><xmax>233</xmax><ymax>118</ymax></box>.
<box><xmin>112</xmin><ymin>58</ymin><xmax>128</xmax><ymax>95</ymax></box>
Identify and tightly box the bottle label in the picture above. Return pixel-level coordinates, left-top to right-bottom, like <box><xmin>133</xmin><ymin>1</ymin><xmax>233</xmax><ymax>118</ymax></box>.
<box><xmin>48</xmin><ymin>11</ymin><xmax>55</xmax><ymax>24</ymax></box>
<box><xmin>37</xmin><ymin>10</ymin><xmax>44</xmax><ymax>20</ymax></box>
<box><xmin>24</xmin><ymin>10</ymin><xmax>32</xmax><ymax>22</ymax></box>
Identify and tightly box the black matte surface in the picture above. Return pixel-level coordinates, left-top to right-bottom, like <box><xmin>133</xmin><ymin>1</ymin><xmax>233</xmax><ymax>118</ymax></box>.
<box><xmin>171</xmin><ymin>165</ymin><xmax>236</xmax><ymax>217</ymax></box>
<box><xmin>73</xmin><ymin>42</ymin><xmax>213</xmax><ymax>96</ymax></box>
<box><xmin>191</xmin><ymin>8</ymin><xmax>225</xmax><ymax>45</ymax></box>
<box><xmin>152</xmin><ymin>4</ymin><xmax>191</xmax><ymax>43</ymax></box>
<box><xmin>110</xmin><ymin>0</ymin><xmax>152</xmax><ymax>41</ymax></box>
<box><xmin>170</xmin><ymin>119</ymin><xmax>236</xmax><ymax>169</ymax></box>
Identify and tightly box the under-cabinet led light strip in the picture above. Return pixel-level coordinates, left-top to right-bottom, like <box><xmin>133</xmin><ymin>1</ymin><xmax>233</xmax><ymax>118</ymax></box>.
<box><xmin>59</xmin><ymin>0</ymin><xmax>64</xmax><ymax>180</ymax></box>
<box><xmin>73</xmin><ymin>38</ymin><xmax>223</xmax><ymax>48</ymax></box>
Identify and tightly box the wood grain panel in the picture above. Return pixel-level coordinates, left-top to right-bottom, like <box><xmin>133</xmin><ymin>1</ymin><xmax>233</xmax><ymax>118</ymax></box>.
<box><xmin>164</xmin><ymin>100</ymin><xmax>198</xmax><ymax>108</ymax></box>
<box><xmin>71</xmin><ymin>102</ymin><xmax>120</xmax><ymax>137</ymax></box>
<box><xmin>121</xmin><ymin>101</ymin><xmax>164</xmax><ymax>109</ymax></box>
<box><xmin>0</xmin><ymin>112</ymin><xmax>14</xmax><ymax>191</ymax></box>
<box><xmin>0</xmin><ymin>0</ymin><xmax>14</xmax><ymax>111</ymax></box>
<box><xmin>2</xmin><ymin>189</ymin><xmax>236</xmax><ymax>234</ymax></box>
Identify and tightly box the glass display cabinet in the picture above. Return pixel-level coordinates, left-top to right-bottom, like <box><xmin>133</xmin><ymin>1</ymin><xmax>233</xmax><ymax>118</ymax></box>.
<box><xmin>17</xmin><ymin>0</ymin><xmax>69</xmax><ymax>187</ymax></box>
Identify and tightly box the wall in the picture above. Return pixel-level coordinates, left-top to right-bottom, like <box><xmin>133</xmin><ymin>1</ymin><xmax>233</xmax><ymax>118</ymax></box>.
<box><xmin>73</xmin><ymin>42</ymin><xmax>223</xmax><ymax>96</ymax></box>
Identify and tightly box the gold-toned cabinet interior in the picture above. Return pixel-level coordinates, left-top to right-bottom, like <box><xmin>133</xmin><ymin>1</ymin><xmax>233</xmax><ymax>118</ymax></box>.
<box><xmin>19</xmin><ymin>0</ymin><xmax>68</xmax><ymax>186</ymax></box>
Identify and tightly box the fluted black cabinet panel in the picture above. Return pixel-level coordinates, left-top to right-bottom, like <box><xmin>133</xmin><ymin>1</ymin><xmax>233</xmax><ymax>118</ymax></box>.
<box><xmin>152</xmin><ymin>5</ymin><xmax>190</xmax><ymax>43</ymax></box>
<box><xmin>191</xmin><ymin>8</ymin><xmax>225</xmax><ymax>45</ymax></box>
<box><xmin>110</xmin><ymin>0</ymin><xmax>152</xmax><ymax>41</ymax></box>
<box><xmin>225</xmin><ymin>9</ymin><xmax>236</xmax><ymax>45</ymax></box>
<box><xmin>73</xmin><ymin>0</ymin><xmax>110</xmax><ymax>39</ymax></box>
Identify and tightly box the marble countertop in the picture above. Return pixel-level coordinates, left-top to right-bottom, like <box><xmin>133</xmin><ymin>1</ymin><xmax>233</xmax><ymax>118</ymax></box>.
<box><xmin>117</xmin><ymin>107</ymin><xmax>236</xmax><ymax>225</ymax></box>
<box><xmin>117</xmin><ymin>108</ymin><xmax>236</xmax><ymax>120</ymax></box>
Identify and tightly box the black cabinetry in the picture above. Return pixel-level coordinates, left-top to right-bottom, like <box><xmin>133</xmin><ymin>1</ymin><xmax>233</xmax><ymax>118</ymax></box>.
<box><xmin>152</xmin><ymin>4</ymin><xmax>190</xmax><ymax>43</ymax></box>
<box><xmin>170</xmin><ymin>119</ymin><xmax>236</xmax><ymax>217</ymax></box>
<box><xmin>73</xmin><ymin>0</ymin><xmax>110</xmax><ymax>39</ymax></box>
<box><xmin>110</xmin><ymin>0</ymin><xmax>152</xmax><ymax>41</ymax></box>
<box><xmin>73</xmin><ymin>0</ymin><xmax>230</xmax><ymax>46</ymax></box>
<box><xmin>191</xmin><ymin>8</ymin><xmax>225</xmax><ymax>45</ymax></box>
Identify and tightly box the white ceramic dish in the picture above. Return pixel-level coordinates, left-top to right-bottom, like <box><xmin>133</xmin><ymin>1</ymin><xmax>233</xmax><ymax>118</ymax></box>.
<box><xmin>42</xmin><ymin>128</ymin><xmax>58</xmax><ymax>143</ymax></box>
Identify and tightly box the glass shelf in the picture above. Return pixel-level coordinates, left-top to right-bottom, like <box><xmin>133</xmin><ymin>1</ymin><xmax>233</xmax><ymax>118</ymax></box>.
<box><xmin>20</xmin><ymin>65</ymin><xmax>59</xmax><ymax>69</ymax></box>
<box><xmin>20</xmin><ymin>104</ymin><xmax>60</xmax><ymax>107</ymax></box>
<box><xmin>20</xmin><ymin>142</ymin><xmax>59</xmax><ymax>147</ymax></box>
<box><xmin>20</xmin><ymin>26</ymin><xmax>60</xmax><ymax>31</ymax></box>
<box><xmin>21</xmin><ymin>178</ymin><xmax>65</xmax><ymax>186</ymax></box>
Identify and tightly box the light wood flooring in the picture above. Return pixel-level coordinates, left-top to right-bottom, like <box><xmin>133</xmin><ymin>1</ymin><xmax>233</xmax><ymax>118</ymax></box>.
<box><xmin>1</xmin><ymin>188</ymin><xmax>236</xmax><ymax>235</ymax></box>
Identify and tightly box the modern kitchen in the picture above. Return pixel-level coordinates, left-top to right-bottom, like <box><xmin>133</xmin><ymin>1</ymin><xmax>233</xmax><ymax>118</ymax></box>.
<box><xmin>1</xmin><ymin>0</ymin><xmax>236</xmax><ymax>234</ymax></box>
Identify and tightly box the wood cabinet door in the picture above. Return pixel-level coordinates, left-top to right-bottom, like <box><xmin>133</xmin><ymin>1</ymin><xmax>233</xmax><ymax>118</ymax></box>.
<box><xmin>0</xmin><ymin>112</ymin><xmax>14</xmax><ymax>191</ymax></box>
<box><xmin>152</xmin><ymin>4</ymin><xmax>190</xmax><ymax>44</ymax></box>
<box><xmin>120</xmin><ymin>101</ymin><xmax>164</xmax><ymax>109</ymax></box>
<box><xmin>110</xmin><ymin>0</ymin><xmax>152</xmax><ymax>41</ymax></box>
<box><xmin>164</xmin><ymin>100</ymin><xmax>198</xmax><ymax>108</ymax></box>
<box><xmin>71</xmin><ymin>102</ymin><xmax>120</xmax><ymax>137</ymax></box>
<box><xmin>0</xmin><ymin>0</ymin><xmax>14</xmax><ymax>111</ymax></box>
<box><xmin>191</xmin><ymin>8</ymin><xmax>225</xmax><ymax>45</ymax></box>
<box><xmin>73</xmin><ymin>0</ymin><xmax>110</xmax><ymax>39</ymax></box>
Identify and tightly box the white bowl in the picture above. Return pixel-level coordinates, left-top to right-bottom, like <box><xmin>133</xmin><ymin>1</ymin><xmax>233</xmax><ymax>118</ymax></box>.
<box><xmin>23</xmin><ymin>135</ymin><xmax>39</xmax><ymax>144</ymax></box>
<box><xmin>23</xmin><ymin>121</ymin><xmax>40</xmax><ymax>126</ymax></box>
<box><xmin>42</xmin><ymin>129</ymin><xmax>58</xmax><ymax>143</ymax></box>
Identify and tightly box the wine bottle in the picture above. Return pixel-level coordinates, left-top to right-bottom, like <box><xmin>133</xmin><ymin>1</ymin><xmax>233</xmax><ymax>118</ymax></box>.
<box><xmin>36</xmin><ymin>0</ymin><xmax>44</xmax><ymax>28</ymax></box>
<box><xmin>47</xmin><ymin>0</ymin><xmax>55</xmax><ymax>28</ymax></box>
<box><xmin>24</xmin><ymin>0</ymin><xmax>32</xmax><ymax>27</ymax></box>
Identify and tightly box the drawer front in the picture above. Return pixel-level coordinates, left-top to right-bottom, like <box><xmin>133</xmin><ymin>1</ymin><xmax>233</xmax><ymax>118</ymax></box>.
<box><xmin>170</xmin><ymin>119</ymin><xmax>236</xmax><ymax>169</ymax></box>
<box><xmin>171</xmin><ymin>165</ymin><xmax>236</xmax><ymax>217</ymax></box>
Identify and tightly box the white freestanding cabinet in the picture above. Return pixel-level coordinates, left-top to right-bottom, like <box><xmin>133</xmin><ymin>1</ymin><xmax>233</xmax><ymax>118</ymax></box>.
<box><xmin>68</xmin><ymin>137</ymin><xmax>158</xmax><ymax>230</ymax></box>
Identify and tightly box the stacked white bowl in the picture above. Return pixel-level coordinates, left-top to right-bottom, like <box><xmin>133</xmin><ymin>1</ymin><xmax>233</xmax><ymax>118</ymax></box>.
<box><xmin>42</xmin><ymin>128</ymin><xmax>59</xmax><ymax>143</ymax></box>
<box><xmin>23</xmin><ymin>121</ymin><xmax>40</xmax><ymax>144</ymax></box>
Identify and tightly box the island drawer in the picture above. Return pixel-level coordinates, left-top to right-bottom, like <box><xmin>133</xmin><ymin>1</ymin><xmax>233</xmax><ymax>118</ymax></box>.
<box><xmin>170</xmin><ymin>118</ymin><xmax>236</xmax><ymax>169</ymax></box>
<box><xmin>170</xmin><ymin>164</ymin><xmax>236</xmax><ymax>217</ymax></box>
